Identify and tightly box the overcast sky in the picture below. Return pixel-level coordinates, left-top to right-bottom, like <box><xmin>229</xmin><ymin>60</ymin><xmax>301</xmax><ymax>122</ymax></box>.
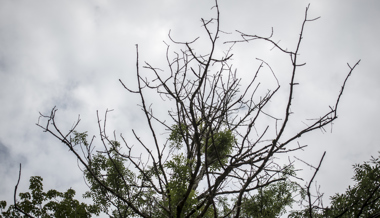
<box><xmin>1</xmin><ymin>0</ymin><xmax>379</xmax><ymax>216</ymax></box>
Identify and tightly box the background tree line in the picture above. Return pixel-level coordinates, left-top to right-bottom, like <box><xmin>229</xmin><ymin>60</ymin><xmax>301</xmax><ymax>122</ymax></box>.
<box><xmin>2</xmin><ymin>152</ymin><xmax>379</xmax><ymax>217</ymax></box>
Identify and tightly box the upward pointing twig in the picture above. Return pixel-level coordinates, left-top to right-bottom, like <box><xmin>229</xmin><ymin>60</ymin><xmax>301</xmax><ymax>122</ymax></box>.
<box><xmin>307</xmin><ymin>152</ymin><xmax>326</xmax><ymax>218</ymax></box>
<box><xmin>14</xmin><ymin>164</ymin><xmax>35</xmax><ymax>218</ymax></box>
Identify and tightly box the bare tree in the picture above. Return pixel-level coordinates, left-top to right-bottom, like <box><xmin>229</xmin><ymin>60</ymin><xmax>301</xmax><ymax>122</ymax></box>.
<box><xmin>35</xmin><ymin>1</ymin><xmax>360</xmax><ymax>217</ymax></box>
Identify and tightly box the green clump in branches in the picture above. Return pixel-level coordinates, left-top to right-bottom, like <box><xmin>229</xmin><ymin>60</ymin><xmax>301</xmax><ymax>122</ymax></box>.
<box><xmin>202</xmin><ymin>128</ymin><xmax>234</xmax><ymax>170</ymax></box>
<box><xmin>169</xmin><ymin>122</ymin><xmax>234</xmax><ymax>170</ymax></box>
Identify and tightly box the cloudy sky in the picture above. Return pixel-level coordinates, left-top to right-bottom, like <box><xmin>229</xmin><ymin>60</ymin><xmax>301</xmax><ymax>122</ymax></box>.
<box><xmin>1</xmin><ymin>0</ymin><xmax>379</xmax><ymax>215</ymax></box>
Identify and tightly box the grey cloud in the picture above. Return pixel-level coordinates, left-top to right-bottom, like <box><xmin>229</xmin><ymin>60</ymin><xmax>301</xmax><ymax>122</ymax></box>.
<box><xmin>0</xmin><ymin>140</ymin><xmax>11</xmax><ymax>165</ymax></box>
<box><xmin>0</xmin><ymin>1</ymin><xmax>379</xmax><ymax>216</ymax></box>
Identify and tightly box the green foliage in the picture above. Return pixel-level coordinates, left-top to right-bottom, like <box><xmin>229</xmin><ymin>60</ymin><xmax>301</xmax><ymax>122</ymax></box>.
<box><xmin>82</xmin><ymin>137</ymin><xmax>137</xmax><ymax>217</ymax></box>
<box><xmin>216</xmin><ymin>196</ymin><xmax>233</xmax><ymax>216</ymax></box>
<box><xmin>169</xmin><ymin>123</ymin><xmax>188</xmax><ymax>149</ymax></box>
<box><xmin>0</xmin><ymin>176</ymin><xmax>97</xmax><ymax>218</ymax></box>
<box><xmin>170</xmin><ymin>123</ymin><xmax>234</xmax><ymax>170</ymax></box>
<box><xmin>164</xmin><ymin>124</ymin><xmax>235</xmax><ymax>216</ymax></box>
<box><xmin>166</xmin><ymin>124</ymin><xmax>299</xmax><ymax>217</ymax></box>
<box><xmin>72</xmin><ymin>131</ymin><xmax>160</xmax><ymax>217</ymax></box>
<box><xmin>203</xmin><ymin>128</ymin><xmax>234</xmax><ymax>170</ymax></box>
<box><xmin>159</xmin><ymin>154</ymin><xmax>215</xmax><ymax>217</ymax></box>
<box><xmin>289</xmin><ymin>152</ymin><xmax>380</xmax><ymax>218</ymax></box>
<box><xmin>288</xmin><ymin>209</ymin><xmax>325</xmax><ymax>218</ymax></box>
<box><xmin>240</xmin><ymin>168</ymin><xmax>298</xmax><ymax>218</ymax></box>
<box><xmin>164</xmin><ymin>154</ymin><xmax>198</xmax><ymax>217</ymax></box>
<box><xmin>326</xmin><ymin>153</ymin><xmax>380</xmax><ymax>217</ymax></box>
<box><xmin>70</xmin><ymin>131</ymin><xmax>89</xmax><ymax>148</ymax></box>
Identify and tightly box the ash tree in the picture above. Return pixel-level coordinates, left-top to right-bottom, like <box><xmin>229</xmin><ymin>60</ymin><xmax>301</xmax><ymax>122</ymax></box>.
<box><xmin>28</xmin><ymin>1</ymin><xmax>360</xmax><ymax>217</ymax></box>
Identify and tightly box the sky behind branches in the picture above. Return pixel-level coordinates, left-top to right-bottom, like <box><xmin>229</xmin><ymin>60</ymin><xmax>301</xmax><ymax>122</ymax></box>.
<box><xmin>1</xmin><ymin>0</ymin><xmax>379</xmax><ymax>215</ymax></box>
